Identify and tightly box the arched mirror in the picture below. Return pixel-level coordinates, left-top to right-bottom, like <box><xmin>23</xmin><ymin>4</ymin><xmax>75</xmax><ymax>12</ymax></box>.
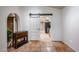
<box><xmin>7</xmin><ymin>13</ymin><xmax>19</xmax><ymax>49</ymax></box>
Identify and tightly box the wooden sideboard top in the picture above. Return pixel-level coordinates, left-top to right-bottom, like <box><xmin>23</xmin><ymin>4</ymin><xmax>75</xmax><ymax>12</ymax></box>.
<box><xmin>13</xmin><ymin>31</ymin><xmax>28</xmax><ymax>40</ymax></box>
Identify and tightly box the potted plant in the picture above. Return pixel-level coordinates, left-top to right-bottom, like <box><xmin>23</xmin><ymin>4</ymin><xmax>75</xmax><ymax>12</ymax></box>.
<box><xmin>7</xmin><ymin>28</ymin><xmax>13</xmax><ymax>48</ymax></box>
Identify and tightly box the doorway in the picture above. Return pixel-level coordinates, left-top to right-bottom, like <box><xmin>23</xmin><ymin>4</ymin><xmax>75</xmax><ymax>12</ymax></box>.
<box><xmin>40</xmin><ymin>15</ymin><xmax>52</xmax><ymax>42</ymax></box>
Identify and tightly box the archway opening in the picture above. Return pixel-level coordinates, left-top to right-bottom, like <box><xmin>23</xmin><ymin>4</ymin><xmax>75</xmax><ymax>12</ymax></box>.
<box><xmin>7</xmin><ymin>13</ymin><xmax>19</xmax><ymax>49</ymax></box>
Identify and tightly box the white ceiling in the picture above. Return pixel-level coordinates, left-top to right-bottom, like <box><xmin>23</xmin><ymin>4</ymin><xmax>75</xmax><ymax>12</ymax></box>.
<box><xmin>49</xmin><ymin>6</ymin><xmax>65</xmax><ymax>9</ymax></box>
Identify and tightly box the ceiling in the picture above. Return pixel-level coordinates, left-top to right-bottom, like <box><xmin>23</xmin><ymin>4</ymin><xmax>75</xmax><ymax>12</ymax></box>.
<box><xmin>49</xmin><ymin>6</ymin><xmax>65</xmax><ymax>9</ymax></box>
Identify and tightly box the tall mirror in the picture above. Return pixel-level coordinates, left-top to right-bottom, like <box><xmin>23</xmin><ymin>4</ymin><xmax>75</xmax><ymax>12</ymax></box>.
<box><xmin>7</xmin><ymin>13</ymin><xmax>19</xmax><ymax>49</ymax></box>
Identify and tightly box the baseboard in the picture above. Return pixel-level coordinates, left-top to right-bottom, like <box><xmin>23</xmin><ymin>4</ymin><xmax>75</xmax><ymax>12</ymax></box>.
<box><xmin>62</xmin><ymin>40</ymin><xmax>76</xmax><ymax>52</ymax></box>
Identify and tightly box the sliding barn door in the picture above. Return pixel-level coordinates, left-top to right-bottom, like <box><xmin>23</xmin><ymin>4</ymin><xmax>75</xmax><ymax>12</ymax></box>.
<box><xmin>29</xmin><ymin>15</ymin><xmax>40</xmax><ymax>40</ymax></box>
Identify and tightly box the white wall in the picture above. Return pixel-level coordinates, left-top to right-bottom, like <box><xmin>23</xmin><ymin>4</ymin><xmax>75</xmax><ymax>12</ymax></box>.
<box><xmin>0</xmin><ymin>6</ymin><xmax>21</xmax><ymax>51</ymax></box>
<box><xmin>19</xmin><ymin>6</ymin><xmax>62</xmax><ymax>41</ymax></box>
<box><xmin>0</xmin><ymin>6</ymin><xmax>62</xmax><ymax>51</ymax></box>
<box><xmin>62</xmin><ymin>6</ymin><xmax>79</xmax><ymax>51</ymax></box>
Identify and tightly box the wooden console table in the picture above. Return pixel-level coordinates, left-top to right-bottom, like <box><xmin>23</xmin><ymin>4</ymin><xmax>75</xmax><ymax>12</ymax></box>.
<box><xmin>13</xmin><ymin>31</ymin><xmax>28</xmax><ymax>49</ymax></box>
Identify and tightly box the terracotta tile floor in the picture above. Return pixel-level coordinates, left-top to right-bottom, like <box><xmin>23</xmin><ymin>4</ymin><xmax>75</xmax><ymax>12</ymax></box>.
<box><xmin>8</xmin><ymin>32</ymin><xmax>75</xmax><ymax>52</ymax></box>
